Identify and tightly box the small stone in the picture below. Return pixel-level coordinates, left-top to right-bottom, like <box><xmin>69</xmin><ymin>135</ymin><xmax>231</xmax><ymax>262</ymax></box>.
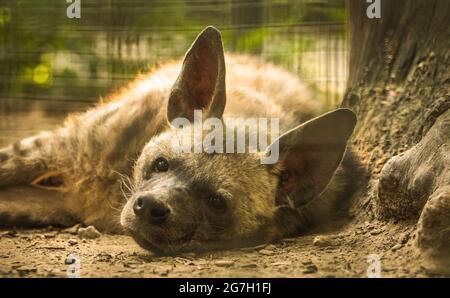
<box><xmin>77</xmin><ymin>226</ymin><xmax>101</xmax><ymax>239</ymax></box>
<box><xmin>16</xmin><ymin>266</ymin><xmax>37</xmax><ymax>275</ymax></box>
<box><xmin>391</xmin><ymin>244</ymin><xmax>403</xmax><ymax>251</ymax></box>
<box><xmin>264</xmin><ymin>244</ymin><xmax>277</xmax><ymax>250</ymax></box>
<box><xmin>214</xmin><ymin>260</ymin><xmax>234</xmax><ymax>267</ymax></box>
<box><xmin>159</xmin><ymin>270</ymin><xmax>169</xmax><ymax>276</ymax></box>
<box><xmin>301</xmin><ymin>260</ymin><xmax>313</xmax><ymax>265</ymax></box>
<box><xmin>155</xmin><ymin>266</ymin><xmax>171</xmax><ymax>276</ymax></box>
<box><xmin>241</xmin><ymin>263</ymin><xmax>257</xmax><ymax>268</ymax></box>
<box><xmin>370</xmin><ymin>229</ymin><xmax>383</xmax><ymax>235</ymax></box>
<box><xmin>63</xmin><ymin>224</ymin><xmax>80</xmax><ymax>235</ymax></box>
<box><xmin>68</xmin><ymin>239</ymin><xmax>78</xmax><ymax>246</ymax></box>
<box><xmin>270</xmin><ymin>261</ymin><xmax>290</xmax><ymax>266</ymax></box>
<box><xmin>313</xmin><ymin>236</ymin><xmax>339</xmax><ymax>247</ymax></box>
<box><xmin>258</xmin><ymin>249</ymin><xmax>275</xmax><ymax>256</ymax></box>
<box><xmin>399</xmin><ymin>232</ymin><xmax>410</xmax><ymax>244</ymax></box>
<box><xmin>96</xmin><ymin>252</ymin><xmax>113</xmax><ymax>262</ymax></box>
<box><xmin>1</xmin><ymin>230</ymin><xmax>17</xmax><ymax>238</ymax></box>
<box><xmin>303</xmin><ymin>265</ymin><xmax>318</xmax><ymax>274</ymax></box>
<box><xmin>44</xmin><ymin>233</ymin><xmax>56</xmax><ymax>239</ymax></box>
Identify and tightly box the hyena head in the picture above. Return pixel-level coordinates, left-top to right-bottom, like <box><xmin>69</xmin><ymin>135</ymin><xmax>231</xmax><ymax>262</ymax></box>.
<box><xmin>120</xmin><ymin>26</ymin><xmax>356</xmax><ymax>254</ymax></box>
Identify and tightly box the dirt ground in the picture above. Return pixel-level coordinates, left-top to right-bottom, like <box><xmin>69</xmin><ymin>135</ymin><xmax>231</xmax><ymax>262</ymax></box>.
<box><xmin>0</xmin><ymin>220</ymin><xmax>433</xmax><ymax>278</ymax></box>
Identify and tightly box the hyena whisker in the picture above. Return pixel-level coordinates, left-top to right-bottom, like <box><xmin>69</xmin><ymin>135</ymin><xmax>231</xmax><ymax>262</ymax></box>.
<box><xmin>118</xmin><ymin>182</ymin><xmax>131</xmax><ymax>203</ymax></box>
<box><xmin>106</xmin><ymin>201</ymin><xmax>123</xmax><ymax>213</ymax></box>
<box><xmin>111</xmin><ymin>169</ymin><xmax>132</xmax><ymax>184</ymax></box>
<box><xmin>103</xmin><ymin>191</ymin><xmax>125</xmax><ymax>213</ymax></box>
<box><xmin>117</xmin><ymin>175</ymin><xmax>135</xmax><ymax>202</ymax></box>
<box><xmin>112</xmin><ymin>170</ymin><xmax>136</xmax><ymax>197</ymax></box>
<box><xmin>126</xmin><ymin>176</ymin><xmax>137</xmax><ymax>192</ymax></box>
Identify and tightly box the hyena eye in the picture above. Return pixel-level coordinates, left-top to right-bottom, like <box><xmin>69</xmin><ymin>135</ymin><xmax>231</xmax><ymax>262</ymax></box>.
<box><xmin>153</xmin><ymin>157</ymin><xmax>169</xmax><ymax>173</ymax></box>
<box><xmin>208</xmin><ymin>195</ymin><xmax>227</xmax><ymax>212</ymax></box>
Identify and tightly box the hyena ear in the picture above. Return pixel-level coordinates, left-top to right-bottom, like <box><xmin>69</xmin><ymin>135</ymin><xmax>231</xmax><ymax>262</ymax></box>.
<box><xmin>167</xmin><ymin>26</ymin><xmax>226</xmax><ymax>123</ymax></box>
<box><xmin>267</xmin><ymin>108</ymin><xmax>356</xmax><ymax>207</ymax></box>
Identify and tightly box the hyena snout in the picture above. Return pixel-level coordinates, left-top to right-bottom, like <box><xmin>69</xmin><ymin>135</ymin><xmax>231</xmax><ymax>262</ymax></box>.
<box><xmin>133</xmin><ymin>194</ymin><xmax>171</xmax><ymax>225</ymax></box>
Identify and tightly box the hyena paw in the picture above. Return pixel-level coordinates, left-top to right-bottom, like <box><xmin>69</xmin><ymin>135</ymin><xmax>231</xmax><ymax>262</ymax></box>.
<box><xmin>377</xmin><ymin>109</ymin><xmax>450</xmax><ymax>219</ymax></box>
<box><xmin>0</xmin><ymin>141</ymin><xmax>47</xmax><ymax>188</ymax></box>
<box><xmin>377</xmin><ymin>110</ymin><xmax>450</xmax><ymax>275</ymax></box>
<box><xmin>417</xmin><ymin>186</ymin><xmax>450</xmax><ymax>275</ymax></box>
<box><xmin>0</xmin><ymin>141</ymin><xmax>28</xmax><ymax>164</ymax></box>
<box><xmin>0</xmin><ymin>147</ymin><xmax>14</xmax><ymax>182</ymax></box>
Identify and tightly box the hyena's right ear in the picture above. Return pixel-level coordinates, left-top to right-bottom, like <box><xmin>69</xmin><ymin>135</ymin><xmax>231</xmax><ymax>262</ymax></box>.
<box><xmin>167</xmin><ymin>26</ymin><xmax>226</xmax><ymax>123</ymax></box>
<box><xmin>266</xmin><ymin>108</ymin><xmax>356</xmax><ymax>207</ymax></box>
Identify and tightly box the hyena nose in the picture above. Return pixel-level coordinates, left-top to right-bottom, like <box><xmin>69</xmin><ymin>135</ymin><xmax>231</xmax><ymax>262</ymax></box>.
<box><xmin>133</xmin><ymin>195</ymin><xmax>170</xmax><ymax>225</ymax></box>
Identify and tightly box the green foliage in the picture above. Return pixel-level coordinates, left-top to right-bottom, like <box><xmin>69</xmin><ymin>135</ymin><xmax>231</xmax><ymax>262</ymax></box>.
<box><xmin>0</xmin><ymin>0</ymin><xmax>347</xmax><ymax>106</ymax></box>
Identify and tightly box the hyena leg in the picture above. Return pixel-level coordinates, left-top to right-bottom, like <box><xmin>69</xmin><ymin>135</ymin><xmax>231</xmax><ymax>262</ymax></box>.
<box><xmin>0</xmin><ymin>186</ymin><xmax>77</xmax><ymax>227</ymax></box>
<box><xmin>0</xmin><ymin>131</ymin><xmax>75</xmax><ymax>227</ymax></box>
<box><xmin>0</xmin><ymin>131</ymin><xmax>59</xmax><ymax>188</ymax></box>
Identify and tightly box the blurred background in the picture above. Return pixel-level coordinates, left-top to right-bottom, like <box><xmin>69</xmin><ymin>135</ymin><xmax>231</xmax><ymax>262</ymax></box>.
<box><xmin>0</xmin><ymin>0</ymin><xmax>347</xmax><ymax>143</ymax></box>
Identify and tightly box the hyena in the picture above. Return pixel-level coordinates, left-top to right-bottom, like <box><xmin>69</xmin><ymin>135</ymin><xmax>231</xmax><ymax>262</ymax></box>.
<box><xmin>0</xmin><ymin>26</ymin><xmax>360</xmax><ymax>253</ymax></box>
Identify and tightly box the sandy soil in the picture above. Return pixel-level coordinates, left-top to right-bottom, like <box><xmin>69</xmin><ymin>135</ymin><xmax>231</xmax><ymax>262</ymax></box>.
<box><xmin>0</xmin><ymin>220</ymin><xmax>431</xmax><ymax>278</ymax></box>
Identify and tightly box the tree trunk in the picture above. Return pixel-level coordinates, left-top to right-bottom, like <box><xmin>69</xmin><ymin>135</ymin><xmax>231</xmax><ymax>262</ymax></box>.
<box><xmin>343</xmin><ymin>0</ymin><xmax>449</xmax><ymax>274</ymax></box>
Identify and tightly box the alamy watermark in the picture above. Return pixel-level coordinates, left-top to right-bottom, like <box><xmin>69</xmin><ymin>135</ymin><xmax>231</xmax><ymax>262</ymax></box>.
<box><xmin>66</xmin><ymin>1</ymin><xmax>380</xmax><ymax>23</ymax></box>
<box><xmin>366</xmin><ymin>0</ymin><xmax>381</xmax><ymax>19</ymax></box>
<box><xmin>366</xmin><ymin>254</ymin><xmax>382</xmax><ymax>278</ymax></box>
<box><xmin>171</xmin><ymin>110</ymin><xmax>280</xmax><ymax>165</ymax></box>
<box><xmin>66</xmin><ymin>253</ymin><xmax>81</xmax><ymax>278</ymax></box>
<box><xmin>66</xmin><ymin>0</ymin><xmax>81</xmax><ymax>19</ymax></box>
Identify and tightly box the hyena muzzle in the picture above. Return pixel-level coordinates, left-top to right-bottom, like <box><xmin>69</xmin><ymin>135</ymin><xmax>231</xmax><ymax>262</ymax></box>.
<box><xmin>0</xmin><ymin>26</ymin><xmax>362</xmax><ymax>254</ymax></box>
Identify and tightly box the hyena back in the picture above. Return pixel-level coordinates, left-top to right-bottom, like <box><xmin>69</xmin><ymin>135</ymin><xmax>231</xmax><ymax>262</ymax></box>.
<box><xmin>0</xmin><ymin>27</ymin><xmax>359</xmax><ymax>253</ymax></box>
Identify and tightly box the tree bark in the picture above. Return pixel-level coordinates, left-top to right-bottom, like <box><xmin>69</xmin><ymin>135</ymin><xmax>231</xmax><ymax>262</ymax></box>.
<box><xmin>344</xmin><ymin>0</ymin><xmax>449</xmax><ymax>274</ymax></box>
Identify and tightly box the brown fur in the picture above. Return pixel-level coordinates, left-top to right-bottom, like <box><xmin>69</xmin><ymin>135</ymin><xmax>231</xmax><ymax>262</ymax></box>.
<box><xmin>0</xmin><ymin>27</ymin><xmax>359</xmax><ymax>253</ymax></box>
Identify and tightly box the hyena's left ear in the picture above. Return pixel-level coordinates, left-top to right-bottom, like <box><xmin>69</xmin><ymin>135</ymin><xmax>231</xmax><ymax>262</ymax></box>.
<box><xmin>167</xmin><ymin>26</ymin><xmax>226</xmax><ymax>122</ymax></box>
<box><xmin>266</xmin><ymin>108</ymin><xmax>356</xmax><ymax>207</ymax></box>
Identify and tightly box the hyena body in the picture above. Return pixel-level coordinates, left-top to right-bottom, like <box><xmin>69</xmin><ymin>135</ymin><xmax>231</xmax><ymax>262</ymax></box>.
<box><xmin>0</xmin><ymin>27</ymin><xmax>358</xmax><ymax>253</ymax></box>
